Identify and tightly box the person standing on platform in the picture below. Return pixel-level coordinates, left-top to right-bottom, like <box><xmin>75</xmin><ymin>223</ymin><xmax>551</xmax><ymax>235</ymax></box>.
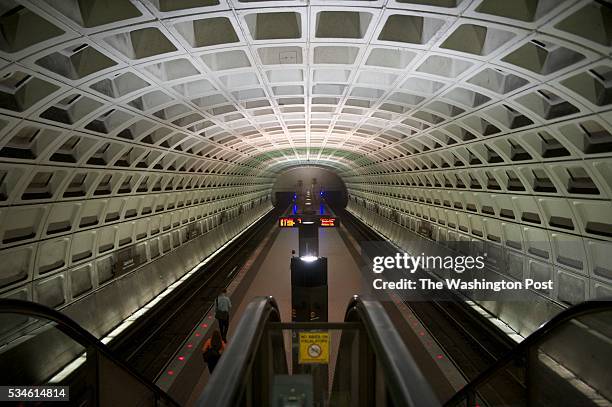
<box><xmin>215</xmin><ymin>289</ymin><xmax>231</xmax><ymax>341</ymax></box>
<box><xmin>202</xmin><ymin>330</ymin><xmax>226</xmax><ymax>373</ymax></box>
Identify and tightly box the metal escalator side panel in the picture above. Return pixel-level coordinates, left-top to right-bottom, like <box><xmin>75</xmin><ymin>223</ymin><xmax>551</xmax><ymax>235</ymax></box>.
<box><xmin>445</xmin><ymin>299</ymin><xmax>612</xmax><ymax>406</ymax></box>
<box><xmin>341</xmin><ymin>295</ymin><xmax>442</xmax><ymax>407</ymax></box>
<box><xmin>0</xmin><ymin>298</ymin><xmax>179</xmax><ymax>406</ymax></box>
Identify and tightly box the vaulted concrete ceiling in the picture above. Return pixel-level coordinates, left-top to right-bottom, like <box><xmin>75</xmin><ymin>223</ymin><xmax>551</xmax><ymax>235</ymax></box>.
<box><xmin>0</xmin><ymin>1</ymin><xmax>611</xmax><ymax>309</ymax></box>
<box><xmin>1</xmin><ymin>0</ymin><xmax>609</xmax><ymax>175</ymax></box>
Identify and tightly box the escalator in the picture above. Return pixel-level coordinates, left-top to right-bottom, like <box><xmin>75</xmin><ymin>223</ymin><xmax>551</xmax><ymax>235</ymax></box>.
<box><xmin>1</xmin><ymin>296</ymin><xmax>610</xmax><ymax>406</ymax></box>
<box><xmin>197</xmin><ymin>296</ymin><xmax>611</xmax><ymax>407</ymax></box>
<box><xmin>445</xmin><ymin>299</ymin><xmax>612</xmax><ymax>407</ymax></box>
<box><xmin>196</xmin><ymin>295</ymin><xmax>440</xmax><ymax>407</ymax></box>
<box><xmin>0</xmin><ymin>299</ymin><xmax>178</xmax><ymax>406</ymax></box>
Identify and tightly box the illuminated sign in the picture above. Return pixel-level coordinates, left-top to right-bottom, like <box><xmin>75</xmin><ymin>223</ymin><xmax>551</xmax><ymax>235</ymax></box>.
<box><xmin>279</xmin><ymin>217</ymin><xmax>302</xmax><ymax>227</ymax></box>
<box><xmin>319</xmin><ymin>217</ymin><xmax>337</xmax><ymax>227</ymax></box>
<box><xmin>280</xmin><ymin>216</ymin><xmax>338</xmax><ymax>227</ymax></box>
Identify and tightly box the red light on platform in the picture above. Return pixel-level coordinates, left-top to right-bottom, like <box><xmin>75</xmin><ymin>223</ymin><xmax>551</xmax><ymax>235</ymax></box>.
<box><xmin>208</xmin><ymin>316</ymin><xmax>213</xmax><ymax>319</ymax></box>
<box><xmin>195</xmin><ymin>332</ymin><xmax>201</xmax><ymax>337</ymax></box>
<box><xmin>187</xmin><ymin>344</ymin><xmax>193</xmax><ymax>348</ymax></box>
<box><xmin>419</xmin><ymin>331</ymin><xmax>425</xmax><ymax>336</ymax></box>
<box><xmin>201</xmin><ymin>323</ymin><xmax>208</xmax><ymax>328</ymax></box>
<box><xmin>178</xmin><ymin>356</ymin><xmax>185</xmax><ymax>361</ymax></box>
<box><xmin>436</xmin><ymin>354</ymin><xmax>443</xmax><ymax>360</ymax></box>
<box><xmin>167</xmin><ymin>370</ymin><xmax>174</xmax><ymax>375</ymax></box>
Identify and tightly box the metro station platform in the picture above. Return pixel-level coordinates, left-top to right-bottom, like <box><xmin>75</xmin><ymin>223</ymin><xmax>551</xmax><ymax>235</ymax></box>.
<box><xmin>0</xmin><ymin>200</ymin><xmax>610</xmax><ymax>407</ymax></box>
<box><xmin>185</xmin><ymin>211</ymin><xmax>374</xmax><ymax>405</ymax></box>
<box><xmin>2</xmin><ymin>1</ymin><xmax>612</xmax><ymax>405</ymax></box>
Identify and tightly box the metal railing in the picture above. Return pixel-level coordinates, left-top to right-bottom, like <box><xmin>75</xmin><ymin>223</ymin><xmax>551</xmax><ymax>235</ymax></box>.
<box><xmin>0</xmin><ymin>299</ymin><xmax>179</xmax><ymax>407</ymax></box>
<box><xmin>194</xmin><ymin>295</ymin><xmax>611</xmax><ymax>407</ymax></box>
<box><xmin>342</xmin><ymin>295</ymin><xmax>440</xmax><ymax>406</ymax></box>
<box><xmin>445</xmin><ymin>299</ymin><xmax>612</xmax><ymax>406</ymax></box>
<box><xmin>197</xmin><ymin>295</ymin><xmax>440</xmax><ymax>407</ymax></box>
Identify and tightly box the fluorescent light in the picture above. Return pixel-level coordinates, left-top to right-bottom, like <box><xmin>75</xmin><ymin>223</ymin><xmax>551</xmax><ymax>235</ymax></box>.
<box><xmin>348</xmin><ymin>208</ymin><xmax>526</xmax><ymax>344</ymax></box>
<box><xmin>48</xmin><ymin>208</ymin><xmax>273</xmax><ymax>384</ymax></box>
<box><xmin>300</xmin><ymin>256</ymin><xmax>318</xmax><ymax>262</ymax></box>
<box><xmin>49</xmin><ymin>354</ymin><xmax>87</xmax><ymax>383</ymax></box>
<box><xmin>302</xmin><ymin>221</ymin><xmax>314</xmax><ymax>224</ymax></box>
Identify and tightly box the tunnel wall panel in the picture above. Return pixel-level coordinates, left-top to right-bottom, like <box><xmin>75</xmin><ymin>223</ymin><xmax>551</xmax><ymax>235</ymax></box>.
<box><xmin>346</xmin><ymin>196</ymin><xmax>604</xmax><ymax>337</ymax></box>
<box><xmin>0</xmin><ymin>199</ymin><xmax>272</xmax><ymax>382</ymax></box>
<box><xmin>1</xmin><ymin>198</ymin><xmax>272</xmax><ymax>342</ymax></box>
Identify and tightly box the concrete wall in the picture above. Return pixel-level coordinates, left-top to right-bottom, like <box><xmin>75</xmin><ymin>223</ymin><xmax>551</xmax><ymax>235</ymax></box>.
<box><xmin>272</xmin><ymin>166</ymin><xmax>346</xmax><ymax>195</ymax></box>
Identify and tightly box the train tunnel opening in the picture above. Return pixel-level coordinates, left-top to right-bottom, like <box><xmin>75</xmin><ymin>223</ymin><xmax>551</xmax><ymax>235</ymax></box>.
<box><xmin>272</xmin><ymin>166</ymin><xmax>348</xmax><ymax>209</ymax></box>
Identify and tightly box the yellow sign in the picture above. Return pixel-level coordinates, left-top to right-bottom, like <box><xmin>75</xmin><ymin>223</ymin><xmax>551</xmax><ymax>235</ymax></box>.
<box><xmin>298</xmin><ymin>332</ymin><xmax>329</xmax><ymax>364</ymax></box>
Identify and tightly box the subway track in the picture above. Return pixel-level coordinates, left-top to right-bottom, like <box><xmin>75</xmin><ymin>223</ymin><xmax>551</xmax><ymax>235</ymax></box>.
<box><xmin>332</xmin><ymin>203</ymin><xmax>524</xmax><ymax>406</ymax></box>
<box><xmin>108</xmin><ymin>207</ymin><xmax>282</xmax><ymax>382</ymax></box>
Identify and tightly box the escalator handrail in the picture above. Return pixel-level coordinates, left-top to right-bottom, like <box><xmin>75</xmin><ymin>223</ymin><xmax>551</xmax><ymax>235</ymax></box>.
<box><xmin>195</xmin><ymin>296</ymin><xmax>282</xmax><ymax>407</ymax></box>
<box><xmin>0</xmin><ymin>299</ymin><xmax>179</xmax><ymax>406</ymax></box>
<box><xmin>445</xmin><ymin>298</ymin><xmax>612</xmax><ymax>406</ymax></box>
<box><xmin>345</xmin><ymin>295</ymin><xmax>441</xmax><ymax>407</ymax></box>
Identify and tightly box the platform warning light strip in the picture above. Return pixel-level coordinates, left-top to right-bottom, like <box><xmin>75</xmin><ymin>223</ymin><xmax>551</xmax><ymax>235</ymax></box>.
<box><xmin>48</xmin><ymin>209</ymin><xmax>273</xmax><ymax>384</ymax></box>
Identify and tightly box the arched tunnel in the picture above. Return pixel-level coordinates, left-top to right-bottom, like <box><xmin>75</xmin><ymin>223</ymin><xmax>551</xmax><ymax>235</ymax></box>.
<box><xmin>0</xmin><ymin>0</ymin><xmax>610</xmax><ymax>405</ymax></box>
